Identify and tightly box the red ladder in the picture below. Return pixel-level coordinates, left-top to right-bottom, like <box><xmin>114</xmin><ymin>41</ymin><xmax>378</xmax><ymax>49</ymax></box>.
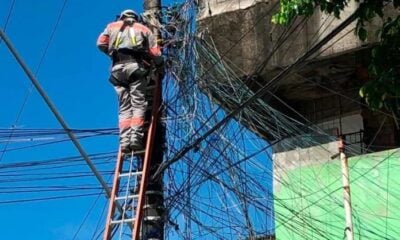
<box><xmin>103</xmin><ymin>76</ymin><xmax>161</xmax><ymax>240</ymax></box>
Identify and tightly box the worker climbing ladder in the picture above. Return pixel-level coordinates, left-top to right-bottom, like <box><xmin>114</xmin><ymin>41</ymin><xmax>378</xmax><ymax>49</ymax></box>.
<box><xmin>103</xmin><ymin>74</ymin><xmax>162</xmax><ymax>240</ymax></box>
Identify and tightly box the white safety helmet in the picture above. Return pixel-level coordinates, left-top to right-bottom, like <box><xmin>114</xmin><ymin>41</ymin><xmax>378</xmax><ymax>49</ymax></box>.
<box><xmin>119</xmin><ymin>9</ymin><xmax>139</xmax><ymax>21</ymax></box>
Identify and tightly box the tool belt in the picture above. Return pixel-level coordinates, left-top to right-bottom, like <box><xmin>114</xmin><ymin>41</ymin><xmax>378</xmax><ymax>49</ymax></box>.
<box><xmin>112</xmin><ymin>50</ymin><xmax>146</xmax><ymax>65</ymax></box>
<box><xmin>109</xmin><ymin>50</ymin><xmax>151</xmax><ymax>87</ymax></box>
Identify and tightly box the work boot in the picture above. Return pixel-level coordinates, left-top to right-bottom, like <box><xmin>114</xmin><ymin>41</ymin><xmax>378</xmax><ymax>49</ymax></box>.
<box><xmin>121</xmin><ymin>145</ymin><xmax>132</xmax><ymax>154</ymax></box>
<box><xmin>130</xmin><ymin>141</ymin><xmax>144</xmax><ymax>151</ymax></box>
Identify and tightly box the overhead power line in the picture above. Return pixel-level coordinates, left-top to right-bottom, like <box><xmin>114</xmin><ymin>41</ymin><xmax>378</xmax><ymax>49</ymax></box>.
<box><xmin>0</xmin><ymin>29</ymin><xmax>111</xmax><ymax>198</ymax></box>
<box><xmin>0</xmin><ymin>0</ymin><xmax>69</xmax><ymax>163</ymax></box>
<box><xmin>153</xmin><ymin>9</ymin><xmax>360</xmax><ymax>179</ymax></box>
<box><xmin>0</xmin><ymin>0</ymin><xmax>16</xmax><ymax>45</ymax></box>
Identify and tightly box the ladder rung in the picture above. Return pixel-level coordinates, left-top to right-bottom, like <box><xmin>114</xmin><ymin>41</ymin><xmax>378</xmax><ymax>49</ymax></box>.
<box><xmin>119</xmin><ymin>171</ymin><xmax>142</xmax><ymax>178</ymax></box>
<box><xmin>115</xmin><ymin>194</ymin><xmax>139</xmax><ymax>201</ymax></box>
<box><xmin>143</xmin><ymin>204</ymin><xmax>164</xmax><ymax>210</ymax></box>
<box><xmin>110</xmin><ymin>218</ymin><xmax>135</xmax><ymax>225</ymax></box>
<box><xmin>145</xmin><ymin>190</ymin><xmax>163</xmax><ymax>196</ymax></box>
<box><xmin>144</xmin><ymin>216</ymin><xmax>161</xmax><ymax>221</ymax></box>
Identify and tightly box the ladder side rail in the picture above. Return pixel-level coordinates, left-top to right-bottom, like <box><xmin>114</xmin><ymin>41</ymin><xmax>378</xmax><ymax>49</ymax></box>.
<box><xmin>103</xmin><ymin>150</ymin><xmax>125</xmax><ymax>240</ymax></box>
<box><xmin>132</xmin><ymin>74</ymin><xmax>161</xmax><ymax>240</ymax></box>
<box><xmin>118</xmin><ymin>154</ymin><xmax>137</xmax><ymax>239</ymax></box>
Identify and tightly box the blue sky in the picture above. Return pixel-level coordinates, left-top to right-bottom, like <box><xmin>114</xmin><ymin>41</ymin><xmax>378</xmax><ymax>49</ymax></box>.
<box><xmin>0</xmin><ymin>1</ymin><xmax>276</xmax><ymax>239</ymax></box>
<box><xmin>0</xmin><ymin>1</ymin><xmax>175</xmax><ymax>239</ymax></box>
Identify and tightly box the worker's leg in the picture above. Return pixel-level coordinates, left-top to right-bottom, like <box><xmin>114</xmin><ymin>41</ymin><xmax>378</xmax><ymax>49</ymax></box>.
<box><xmin>114</xmin><ymin>85</ymin><xmax>133</xmax><ymax>152</ymax></box>
<box><xmin>129</xmin><ymin>77</ymin><xmax>147</xmax><ymax>150</ymax></box>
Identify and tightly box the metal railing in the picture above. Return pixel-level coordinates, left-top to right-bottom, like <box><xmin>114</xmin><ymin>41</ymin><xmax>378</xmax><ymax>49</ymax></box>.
<box><xmin>342</xmin><ymin>130</ymin><xmax>365</xmax><ymax>155</ymax></box>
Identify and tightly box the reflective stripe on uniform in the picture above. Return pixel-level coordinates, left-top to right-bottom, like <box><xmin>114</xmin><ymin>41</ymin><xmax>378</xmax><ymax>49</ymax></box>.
<box><xmin>131</xmin><ymin>117</ymin><xmax>144</xmax><ymax>126</ymax></box>
<box><xmin>149</xmin><ymin>46</ymin><xmax>161</xmax><ymax>56</ymax></box>
<box><xmin>128</xmin><ymin>27</ymin><xmax>137</xmax><ymax>46</ymax></box>
<box><xmin>97</xmin><ymin>35</ymin><xmax>109</xmax><ymax>45</ymax></box>
<box><xmin>119</xmin><ymin>118</ymin><xmax>131</xmax><ymax>129</ymax></box>
<box><xmin>114</xmin><ymin>31</ymin><xmax>123</xmax><ymax>48</ymax></box>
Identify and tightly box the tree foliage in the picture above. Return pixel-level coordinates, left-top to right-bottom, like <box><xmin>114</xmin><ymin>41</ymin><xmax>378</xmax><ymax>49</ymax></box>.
<box><xmin>272</xmin><ymin>0</ymin><xmax>400</xmax><ymax>118</ymax></box>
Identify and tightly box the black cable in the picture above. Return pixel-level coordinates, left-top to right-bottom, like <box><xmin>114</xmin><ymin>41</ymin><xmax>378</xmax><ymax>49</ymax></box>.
<box><xmin>72</xmin><ymin>189</ymin><xmax>105</xmax><ymax>240</ymax></box>
<box><xmin>155</xmin><ymin>9</ymin><xmax>360</xmax><ymax>179</ymax></box>
<box><xmin>0</xmin><ymin>192</ymin><xmax>100</xmax><ymax>204</ymax></box>
<box><xmin>0</xmin><ymin>0</ymin><xmax>69</xmax><ymax>162</ymax></box>
<box><xmin>0</xmin><ymin>0</ymin><xmax>16</xmax><ymax>44</ymax></box>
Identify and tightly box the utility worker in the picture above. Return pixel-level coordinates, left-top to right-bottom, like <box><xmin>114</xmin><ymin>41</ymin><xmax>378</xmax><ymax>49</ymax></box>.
<box><xmin>97</xmin><ymin>9</ymin><xmax>163</xmax><ymax>153</ymax></box>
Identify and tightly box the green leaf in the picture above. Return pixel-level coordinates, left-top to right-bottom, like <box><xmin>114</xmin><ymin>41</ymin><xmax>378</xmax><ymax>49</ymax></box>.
<box><xmin>271</xmin><ymin>15</ymin><xmax>278</xmax><ymax>24</ymax></box>
<box><xmin>376</xmin><ymin>7</ymin><xmax>384</xmax><ymax>18</ymax></box>
<box><xmin>333</xmin><ymin>7</ymin><xmax>340</xmax><ymax>18</ymax></box>
<box><xmin>369</xmin><ymin>64</ymin><xmax>379</xmax><ymax>76</ymax></box>
<box><xmin>320</xmin><ymin>2</ymin><xmax>326</xmax><ymax>11</ymax></box>
<box><xmin>326</xmin><ymin>2</ymin><xmax>333</xmax><ymax>13</ymax></box>
<box><xmin>371</xmin><ymin>48</ymin><xmax>378</xmax><ymax>58</ymax></box>
<box><xmin>359</xmin><ymin>87</ymin><xmax>365</xmax><ymax>97</ymax></box>
<box><xmin>358</xmin><ymin>27</ymin><xmax>367</xmax><ymax>41</ymax></box>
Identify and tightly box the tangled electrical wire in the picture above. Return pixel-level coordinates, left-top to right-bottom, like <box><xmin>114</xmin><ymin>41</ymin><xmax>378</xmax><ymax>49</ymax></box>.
<box><xmin>158</xmin><ymin>0</ymin><xmax>400</xmax><ymax>239</ymax></box>
<box><xmin>2</xmin><ymin>0</ymin><xmax>400</xmax><ymax>239</ymax></box>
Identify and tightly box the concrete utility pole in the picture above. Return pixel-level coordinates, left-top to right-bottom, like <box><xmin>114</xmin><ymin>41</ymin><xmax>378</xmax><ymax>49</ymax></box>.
<box><xmin>142</xmin><ymin>0</ymin><xmax>165</xmax><ymax>239</ymax></box>
<box><xmin>339</xmin><ymin>137</ymin><xmax>354</xmax><ymax>240</ymax></box>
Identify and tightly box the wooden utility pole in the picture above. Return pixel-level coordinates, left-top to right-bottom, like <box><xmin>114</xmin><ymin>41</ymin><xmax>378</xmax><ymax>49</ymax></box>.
<box><xmin>338</xmin><ymin>137</ymin><xmax>354</xmax><ymax>240</ymax></box>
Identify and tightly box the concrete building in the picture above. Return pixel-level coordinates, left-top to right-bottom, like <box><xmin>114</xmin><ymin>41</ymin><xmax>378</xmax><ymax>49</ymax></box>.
<box><xmin>197</xmin><ymin>0</ymin><xmax>399</xmax><ymax>153</ymax></box>
<box><xmin>197</xmin><ymin>0</ymin><xmax>398</xmax><ymax>154</ymax></box>
<box><xmin>197</xmin><ymin>0</ymin><xmax>400</xmax><ymax>238</ymax></box>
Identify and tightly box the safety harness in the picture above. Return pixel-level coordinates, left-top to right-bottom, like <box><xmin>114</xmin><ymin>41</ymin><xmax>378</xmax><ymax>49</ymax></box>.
<box><xmin>111</xmin><ymin>20</ymin><xmax>148</xmax><ymax>65</ymax></box>
<box><xmin>109</xmin><ymin>20</ymin><xmax>152</xmax><ymax>87</ymax></box>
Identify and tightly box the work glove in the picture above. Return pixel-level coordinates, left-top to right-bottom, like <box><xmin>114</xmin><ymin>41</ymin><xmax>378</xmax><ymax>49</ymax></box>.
<box><xmin>153</xmin><ymin>56</ymin><xmax>165</xmax><ymax>77</ymax></box>
<box><xmin>153</xmin><ymin>56</ymin><xmax>164</xmax><ymax>67</ymax></box>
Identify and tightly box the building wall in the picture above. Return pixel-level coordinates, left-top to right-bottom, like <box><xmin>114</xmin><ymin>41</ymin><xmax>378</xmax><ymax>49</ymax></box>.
<box><xmin>197</xmin><ymin>0</ymin><xmax>373</xmax><ymax>76</ymax></box>
<box><xmin>273</xmin><ymin>148</ymin><xmax>400</xmax><ymax>239</ymax></box>
<box><xmin>362</xmin><ymin>109</ymin><xmax>399</xmax><ymax>152</ymax></box>
<box><xmin>197</xmin><ymin>0</ymin><xmax>268</xmax><ymax>19</ymax></box>
<box><xmin>273</xmin><ymin>141</ymin><xmax>339</xmax><ymax>192</ymax></box>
